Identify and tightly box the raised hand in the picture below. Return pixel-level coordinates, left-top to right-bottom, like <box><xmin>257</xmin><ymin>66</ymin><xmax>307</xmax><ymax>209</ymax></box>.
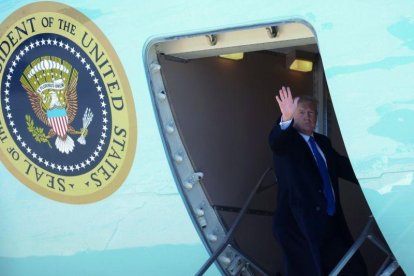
<box><xmin>275</xmin><ymin>86</ymin><xmax>299</xmax><ymax>122</ymax></box>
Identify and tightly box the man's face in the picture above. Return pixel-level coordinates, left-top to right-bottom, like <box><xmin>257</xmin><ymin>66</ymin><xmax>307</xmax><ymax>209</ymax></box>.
<box><xmin>293</xmin><ymin>101</ymin><xmax>317</xmax><ymax>135</ymax></box>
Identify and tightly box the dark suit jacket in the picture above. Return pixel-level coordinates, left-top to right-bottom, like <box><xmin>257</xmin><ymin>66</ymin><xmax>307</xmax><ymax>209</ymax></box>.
<box><xmin>269</xmin><ymin>118</ymin><xmax>358</xmax><ymax>275</ymax></box>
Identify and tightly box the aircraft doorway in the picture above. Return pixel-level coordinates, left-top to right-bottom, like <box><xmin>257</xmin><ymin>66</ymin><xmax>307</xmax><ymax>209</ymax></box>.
<box><xmin>146</xmin><ymin>23</ymin><xmax>403</xmax><ymax>275</ymax></box>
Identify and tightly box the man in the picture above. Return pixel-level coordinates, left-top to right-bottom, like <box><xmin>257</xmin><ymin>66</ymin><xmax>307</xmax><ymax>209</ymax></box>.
<box><xmin>269</xmin><ymin>86</ymin><xmax>367</xmax><ymax>275</ymax></box>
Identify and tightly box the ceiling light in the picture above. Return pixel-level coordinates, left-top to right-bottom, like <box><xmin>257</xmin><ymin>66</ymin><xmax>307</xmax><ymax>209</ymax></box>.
<box><xmin>286</xmin><ymin>50</ymin><xmax>314</xmax><ymax>72</ymax></box>
<box><xmin>219</xmin><ymin>52</ymin><xmax>244</xmax><ymax>60</ymax></box>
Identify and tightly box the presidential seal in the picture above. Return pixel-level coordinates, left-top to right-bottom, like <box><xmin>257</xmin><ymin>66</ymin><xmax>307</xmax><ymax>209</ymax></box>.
<box><xmin>0</xmin><ymin>3</ymin><xmax>137</xmax><ymax>203</ymax></box>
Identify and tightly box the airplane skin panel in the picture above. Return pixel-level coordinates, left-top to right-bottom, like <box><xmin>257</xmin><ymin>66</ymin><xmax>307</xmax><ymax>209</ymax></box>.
<box><xmin>0</xmin><ymin>0</ymin><xmax>413</xmax><ymax>274</ymax></box>
<box><xmin>0</xmin><ymin>1</ymin><xmax>219</xmax><ymax>275</ymax></box>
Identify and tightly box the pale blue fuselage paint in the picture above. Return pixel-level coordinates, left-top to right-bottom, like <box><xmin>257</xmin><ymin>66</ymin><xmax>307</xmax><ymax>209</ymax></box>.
<box><xmin>0</xmin><ymin>0</ymin><xmax>413</xmax><ymax>275</ymax></box>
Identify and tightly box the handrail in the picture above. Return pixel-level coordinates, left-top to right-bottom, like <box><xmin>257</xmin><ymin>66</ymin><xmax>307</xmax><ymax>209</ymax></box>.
<box><xmin>329</xmin><ymin>216</ymin><xmax>374</xmax><ymax>276</ymax></box>
<box><xmin>329</xmin><ymin>215</ymin><xmax>399</xmax><ymax>276</ymax></box>
<box><xmin>195</xmin><ymin>167</ymin><xmax>273</xmax><ymax>276</ymax></box>
<box><xmin>256</xmin><ymin>180</ymin><xmax>277</xmax><ymax>194</ymax></box>
<box><xmin>213</xmin><ymin>205</ymin><xmax>274</xmax><ymax>217</ymax></box>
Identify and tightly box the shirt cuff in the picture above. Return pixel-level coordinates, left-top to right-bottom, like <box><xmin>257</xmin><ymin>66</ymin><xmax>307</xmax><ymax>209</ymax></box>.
<box><xmin>279</xmin><ymin>118</ymin><xmax>292</xmax><ymax>130</ymax></box>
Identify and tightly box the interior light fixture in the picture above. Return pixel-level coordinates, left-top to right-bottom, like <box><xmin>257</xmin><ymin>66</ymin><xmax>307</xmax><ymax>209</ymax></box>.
<box><xmin>286</xmin><ymin>50</ymin><xmax>314</xmax><ymax>72</ymax></box>
<box><xmin>219</xmin><ymin>52</ymin><xmax>244</xmax><ymax>60</ymax></box>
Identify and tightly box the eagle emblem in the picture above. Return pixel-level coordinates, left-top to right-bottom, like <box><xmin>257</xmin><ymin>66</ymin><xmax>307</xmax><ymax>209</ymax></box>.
<box><xmin>20</xmin><ymin>56</ymin><xmax>93</xmax><ymax>154</ymax></box>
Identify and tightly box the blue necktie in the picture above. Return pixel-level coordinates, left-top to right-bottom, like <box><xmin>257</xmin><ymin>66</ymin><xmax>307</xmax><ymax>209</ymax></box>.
<box><xmin>308</xmin><ymin>136</ymin><xmax>336</xmax><ymax>216</ymax></box>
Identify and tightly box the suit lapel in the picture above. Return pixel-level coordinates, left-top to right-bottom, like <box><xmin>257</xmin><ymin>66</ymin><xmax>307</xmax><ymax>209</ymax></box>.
<box><xmin>294</xmin><ymin>131</ymin><xmax>320</xmax><ymax>171</ymax></box>
<box><xmin>314</xmin><ymin>135</ymin><xmax>332</xmax><ymax>169</ymax></box>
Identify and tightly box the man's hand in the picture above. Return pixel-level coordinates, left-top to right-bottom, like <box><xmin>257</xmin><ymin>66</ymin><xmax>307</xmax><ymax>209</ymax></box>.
<box><xmin>275</xmin><ymin>86</ymin><xmax>299</xmax><ymax>122</ymax></box>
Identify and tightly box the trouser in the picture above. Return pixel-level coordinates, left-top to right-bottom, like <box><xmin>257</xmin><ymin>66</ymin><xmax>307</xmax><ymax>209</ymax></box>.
<box><xmin>273</xmin><ymin>214</ymin><xmax>368</xmax><ymax>276</ymax></box>
<box><xmin>320</xmin><ymin>216</ymin><xmax>368</xmax><ymax>276</ymax></box>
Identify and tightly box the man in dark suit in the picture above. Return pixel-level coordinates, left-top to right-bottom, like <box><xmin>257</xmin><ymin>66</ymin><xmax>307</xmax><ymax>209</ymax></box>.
<box><xmin>269</xmin><ymin>86</ymin><xmax>367</xmax><ymax>275</ymax></box>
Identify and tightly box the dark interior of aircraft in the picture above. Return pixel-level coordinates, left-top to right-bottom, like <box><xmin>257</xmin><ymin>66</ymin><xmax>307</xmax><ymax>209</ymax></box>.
<box><xmin>156</xmin><ymin>46</ymin><xmax>404</xmax><ymax>275</ymax></box>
